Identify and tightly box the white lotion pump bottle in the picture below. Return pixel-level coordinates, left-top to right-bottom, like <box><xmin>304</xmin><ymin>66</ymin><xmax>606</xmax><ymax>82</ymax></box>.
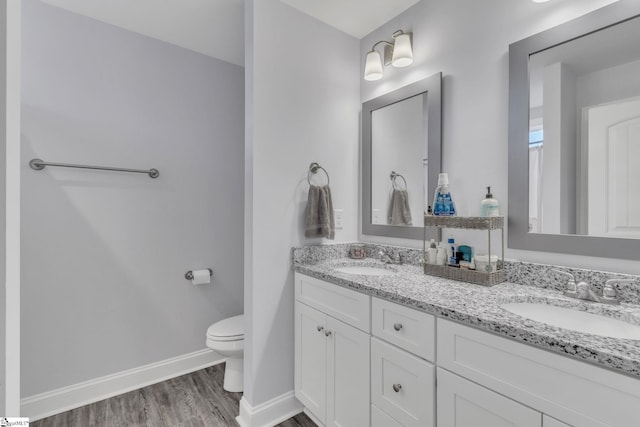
<box><xmin>427</xmin><ymin>239</ymin><xmax>437</xmax><ymax>264</ymax></box>
<box><xmin>436</xmin><ymin>243</ymin><xmax>448</xmax><ymax>266</ymax></box>
<box><xmin>480</xmin><ymin>186</ymin><xmax>499</xmax><ymax>217</ymax></box>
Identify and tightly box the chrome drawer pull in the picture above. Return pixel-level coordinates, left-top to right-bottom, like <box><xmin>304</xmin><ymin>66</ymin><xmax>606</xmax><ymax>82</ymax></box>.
<box><xmin>393</xmin><ymin>323</ymin><xmax>403</xmax><ymax>331</ymax></box>
<box><xmin>392</xmin><ymin>383</ymin><xmax>402</xmax><ymax>392</ymax></box>
<box><xmin>325</xmin><ymin>330</ymin><xmax>332</xmax><ymax>337</ymax></box>
<box><xmin>317</xmin><ymin>325</ymin><xmax>324</xmax><ymax>332</ymax></box>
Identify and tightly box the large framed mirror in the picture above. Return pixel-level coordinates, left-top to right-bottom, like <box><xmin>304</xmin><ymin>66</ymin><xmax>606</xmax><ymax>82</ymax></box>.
<box><xmin>362</xmin><ymin>73</ymin><xmax>442</xmax><ymax>240</ymax></box>
<box><xmin>508</xmin><ymin>2</ymin><xmax>640</xmax><ymax>260</ymax></box>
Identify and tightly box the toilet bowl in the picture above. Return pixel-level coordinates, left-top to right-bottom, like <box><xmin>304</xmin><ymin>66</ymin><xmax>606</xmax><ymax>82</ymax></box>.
<box><xmin>206</xmin><ymin>314</ymin><xmax>244</xmax><ymax>392</ymax></box>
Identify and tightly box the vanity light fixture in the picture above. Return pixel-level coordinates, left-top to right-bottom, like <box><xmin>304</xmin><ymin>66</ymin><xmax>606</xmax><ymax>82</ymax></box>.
<box><xmin>531</xmin><ymin>0</ymin><xmax>552</xmax><ymax>3</ymax></box>
<box><xmin>364</xmin><ymin>30</ymin><xmax>414</xmax><ymax>81</ymax></box>
<box><xmin>391</xmin><ymin>31</ymin><xmax>413</xmax><ymax>67</ymax></box>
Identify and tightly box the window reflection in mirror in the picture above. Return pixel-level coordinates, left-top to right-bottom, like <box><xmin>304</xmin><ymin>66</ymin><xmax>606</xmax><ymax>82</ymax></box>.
<box><xmin>528</xmin><ymin>15</ymin><xmax>640</xmax><ymax>238</ymax></box>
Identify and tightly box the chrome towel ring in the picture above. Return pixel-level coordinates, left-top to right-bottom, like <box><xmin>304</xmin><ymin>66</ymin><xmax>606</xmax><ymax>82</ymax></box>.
<box><xmin>390</xmin><ymin>171</ymin><xmax>407</xmax><ymax>191</ymax></box>
<box><xmin>308</xmin><ymin>162</ymin><xmax>330</xmax><ymax>186</ymax></box>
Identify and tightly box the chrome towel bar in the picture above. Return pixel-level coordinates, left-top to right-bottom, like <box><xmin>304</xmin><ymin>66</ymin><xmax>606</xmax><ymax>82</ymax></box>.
<box><xmin>29</xmin><ymin>158</ymin><xmax>159</xmax><ymax>179</ymax></box>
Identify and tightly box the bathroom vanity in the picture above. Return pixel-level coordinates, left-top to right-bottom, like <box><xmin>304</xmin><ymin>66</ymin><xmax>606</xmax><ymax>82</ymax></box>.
<box><xmin>292</xmin><ymin>248</ymin><xmax>640</xmax><ymax>427</ymax></box>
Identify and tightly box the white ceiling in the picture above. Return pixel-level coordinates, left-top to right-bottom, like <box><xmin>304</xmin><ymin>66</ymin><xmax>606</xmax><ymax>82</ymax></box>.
<box><xmin>40</xmin><ymin>0</ymin><xmax>421</xmax><ymax>67</ymax></box>
<box><xmin>280</xmin><ymin>0</ymin><xmax>422</xmax><ymax>38</ymax></box>
<box><xmin>40</xmin><ymin>0</ymin><xmax>245</xmax><ymax>66</ymax></box>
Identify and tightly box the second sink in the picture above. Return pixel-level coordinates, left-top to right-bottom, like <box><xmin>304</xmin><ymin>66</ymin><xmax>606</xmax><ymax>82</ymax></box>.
<box><xmin>501</xmin><ymin>302</ymin><xmax>640</xmax><ymax>340</ymax></box>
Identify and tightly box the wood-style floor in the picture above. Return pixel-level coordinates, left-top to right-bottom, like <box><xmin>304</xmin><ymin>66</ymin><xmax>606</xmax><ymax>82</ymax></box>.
<box><xmin>32</xmin><ymin>364</ymin><xmax>316</xmax><ymax>427</ymax></box>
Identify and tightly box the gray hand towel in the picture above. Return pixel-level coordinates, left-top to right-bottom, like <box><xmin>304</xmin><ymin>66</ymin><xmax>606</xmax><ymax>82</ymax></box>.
<box><xmin>305</xmin><ymin>185</ymin><xmax>335</xmax><ymax>239</ymax></box>
<box><xmin>388</xmin><ymin>189</ymin><xmax>413</xmax><ymax>226</ymax></box>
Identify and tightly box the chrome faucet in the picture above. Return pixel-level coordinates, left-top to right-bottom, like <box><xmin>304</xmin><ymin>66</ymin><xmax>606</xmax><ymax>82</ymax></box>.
<box><xmin>552</xmin><ymin>269</ymin><xmax>635</xmax><ymax>305</ymax></box>
<box><xmin>379</xmin><ymin>249</ymin><xmax>402</xmax><ymax>265</ymax></box>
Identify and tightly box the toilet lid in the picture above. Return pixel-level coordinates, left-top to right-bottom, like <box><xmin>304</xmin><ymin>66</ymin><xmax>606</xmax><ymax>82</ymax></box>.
<box><xmin>207</xmin><ymin>314</ymin><xmax>244</xmax><ymax>339</ymax></box>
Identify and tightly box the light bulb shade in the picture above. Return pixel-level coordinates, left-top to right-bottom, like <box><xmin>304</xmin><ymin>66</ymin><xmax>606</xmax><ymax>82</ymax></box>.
<box><xmin>364</xmin><ymin>50</ymin><xmax>383</xmax><ymax>81</ymax></box>
<box><xmin>392</xmin><ymin>33</ymin><xmax>413</xmax><ymax>68</ymax></box>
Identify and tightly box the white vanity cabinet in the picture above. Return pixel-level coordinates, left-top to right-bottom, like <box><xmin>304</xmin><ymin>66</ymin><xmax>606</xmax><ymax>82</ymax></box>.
<box><xmin>294</xmin><ymin>274</ymin><xmax>370</xmax><ymax>427</ymax></box>
<box><xmin>294</xmin><ymin>272</ymin><xmax>640</xmax><ymax>427</ymax></box>
<box><xmin>437</xmin><ymin>377</ymin><xmax>569</xmax><ymax>427</ymax></box>
<box><xmin>370</xmin><ymin>298</ymin><xmax>436</xmax><ymax>427</ymax></box>
<box><xmin>437</xmin><ymin>368</ymin><xmax>540</xmax><ymax>427</ymax></box>
<box><xmin>437</xmin><ymin>318</ymin><xmax>640</xmax><ymax>427</ymax></box>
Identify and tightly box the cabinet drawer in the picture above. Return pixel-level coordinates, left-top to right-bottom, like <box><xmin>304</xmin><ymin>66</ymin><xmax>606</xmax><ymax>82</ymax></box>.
<box><xmin>371</xmin><ymin>337</ymin><xmax>435</xmax><ymax>427</ymax></box>
<box><xmin>372</xmin><ymin>405</ymin><xmax>402</xmax><ymax>427</ymax></box>
<box><xmin>437</xmin><ymin>319</ymin><xmax>640</xmax><ymax>427</ymax></box>
<box><xmin>295</xmin><ymin>273</ymin><xmax>370</xmax><ymax>332</ymax></box>
<box><xmin>372</xmin><ymin>297</ymin><xmax>435</xmax><ymax>361</ymax></box>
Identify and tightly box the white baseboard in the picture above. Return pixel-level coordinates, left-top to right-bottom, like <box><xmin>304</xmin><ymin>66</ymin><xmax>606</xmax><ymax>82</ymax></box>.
<box><xmin>21</xmin><ymin>348</ymin><xmax>225</xmax><ymax>421</ymax></box>
<box><xmin>303</xmin><ymin>407</ymin><xmax>323</xmax><ymax>426</ymax></box>
<box><xmin>236</xmin><ymin>392</ymin><xmax>303</xmax><ymax>427</ymax></box>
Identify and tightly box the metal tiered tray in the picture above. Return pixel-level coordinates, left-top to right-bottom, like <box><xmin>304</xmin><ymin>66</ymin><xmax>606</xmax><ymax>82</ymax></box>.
<box><xmin>423</xmin><ymin>216</ymin><xmax>505</xmax><ymax>286</ymax></box>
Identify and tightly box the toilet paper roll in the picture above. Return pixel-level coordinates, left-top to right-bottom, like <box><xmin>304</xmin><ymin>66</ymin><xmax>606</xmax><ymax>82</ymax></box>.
<box><xmin>191</xmin><ymin>269</ymin><xmax>211</xmax><ymax>285</ymax></box>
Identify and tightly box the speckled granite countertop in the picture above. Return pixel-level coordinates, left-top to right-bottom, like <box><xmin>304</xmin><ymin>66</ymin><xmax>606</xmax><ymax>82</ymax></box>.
<box><xmin>293</xmin><ymin>257</ymin><xmax>640</xmax><ymax>379</ymax></box>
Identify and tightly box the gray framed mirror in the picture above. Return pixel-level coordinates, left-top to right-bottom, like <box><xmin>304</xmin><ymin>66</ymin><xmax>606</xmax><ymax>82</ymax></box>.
<box><xmin>362</xmin><ymin>72</ymin><xmax>442</xmax><ymax>240</ymax></box>
<box><xmin>508</xmin><ymin>2</ymin><xmax>640</xmax><ymax>260</ymax></box>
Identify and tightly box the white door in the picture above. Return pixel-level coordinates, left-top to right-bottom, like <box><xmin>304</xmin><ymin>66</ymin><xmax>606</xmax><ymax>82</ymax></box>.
<box><xmin>437</xmin><ymin>368</ymin><xmax>541</xmax><ymax>427</ymax></box>
<box><xmin>326</xmin><ymin>316</ymin><xmax>370</xmax><ymax>427</ymax></box>
<box><xmin>294</xmin><ymin>302</ymin><xmax>327</xmax><ymax>423</ymax></box>
<box><xmin>587</xmin><ymin>97</ymin><xmax>640</xmax><ymax>237</ymax></box>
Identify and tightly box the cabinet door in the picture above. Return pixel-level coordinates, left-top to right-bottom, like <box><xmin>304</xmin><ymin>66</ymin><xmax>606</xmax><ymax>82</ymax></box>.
<box><xmin>437</xmin><ymin>368</ymin><xmax>541</xmax><ymax>427</ymax></box>
<box><xmin>326</xmin><ymin>316</ymin><xmax>370</xmax><ymax>427</ymax></box>
<box><xmin>371</xmin><ymin>338</ymin><xmax>435</xmax><ymax>427</ymax></box>
<box><xmin>295</xmin><ymin>302</ymin><xmax>327</xmax><ymax>424</ymax></box>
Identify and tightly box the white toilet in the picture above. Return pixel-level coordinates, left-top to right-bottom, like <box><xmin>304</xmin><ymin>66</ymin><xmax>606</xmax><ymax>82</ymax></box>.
<box><xmin>206</xmin><ymin>314</ymin><xmax>244</xmax><ymax>392</ymax></box>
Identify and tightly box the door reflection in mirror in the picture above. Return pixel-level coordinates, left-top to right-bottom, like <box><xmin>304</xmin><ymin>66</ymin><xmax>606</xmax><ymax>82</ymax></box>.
<box><xmin>527</xmin><ymin>15</ymin><xmax>640</xmax><ymax>237</ymax></box>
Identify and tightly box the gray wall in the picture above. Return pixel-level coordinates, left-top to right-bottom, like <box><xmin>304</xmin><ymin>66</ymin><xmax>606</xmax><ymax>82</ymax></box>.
<box><xmin>1</xmin><ymin>0</ymin><xmax>21</xmax><ymax>414</ymax></box>
<box><xmin>357</xmin><ymin>0</ymin><xmax>640</xmax><ymax>274</ymax></box>
<box><xmin>21</xmin><ymin>0</ymin><xmax>244</xmax><ymax>397</ymax></box>
<box><xmin>245</xmin><ymin>0</ymin><xmax>360</xmax><ymax>407</ymax></box>
<box><xmin>0</xmin><ymin>2</ymin><xmax>7</xmax><ymax>414</ymax></box>
<box><xmin>576</xmin><ymin>59</ymin><xmax>640</xmax><ymax>110</ymax></box>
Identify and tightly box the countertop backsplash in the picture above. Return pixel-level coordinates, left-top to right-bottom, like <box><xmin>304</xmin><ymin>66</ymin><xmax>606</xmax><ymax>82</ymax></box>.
<box><xmin>292</xmin><ymin>242</ymin><xmax>424</xmax><ymax>266</ymax></box>
<box><xmin>292</xmin><ymin>242</ymin><xmax>640</xmax><ymax>305</ymax></box>
<box><xmin>508</xmin><ymin>261</ymin><xmax>640</xmax><ymax>305</ymax></box>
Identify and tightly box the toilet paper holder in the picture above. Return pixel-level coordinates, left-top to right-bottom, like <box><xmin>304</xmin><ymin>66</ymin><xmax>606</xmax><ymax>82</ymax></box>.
<box><xmin>185</xmin><ymin>268</ymin><xmax>213</xmax><ymax>281</ymax></box>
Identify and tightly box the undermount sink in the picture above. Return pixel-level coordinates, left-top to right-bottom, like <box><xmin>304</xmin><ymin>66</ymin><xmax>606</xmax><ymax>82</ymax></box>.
<box><xmin>333</xmin><ymin>266</ymin><xmax>396</xmax><ymax>276</ymax></box>
<box><xmin>501</xmin><ymin>302</ymin><xmax>640</xmax><ymax>340</ymax></box>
